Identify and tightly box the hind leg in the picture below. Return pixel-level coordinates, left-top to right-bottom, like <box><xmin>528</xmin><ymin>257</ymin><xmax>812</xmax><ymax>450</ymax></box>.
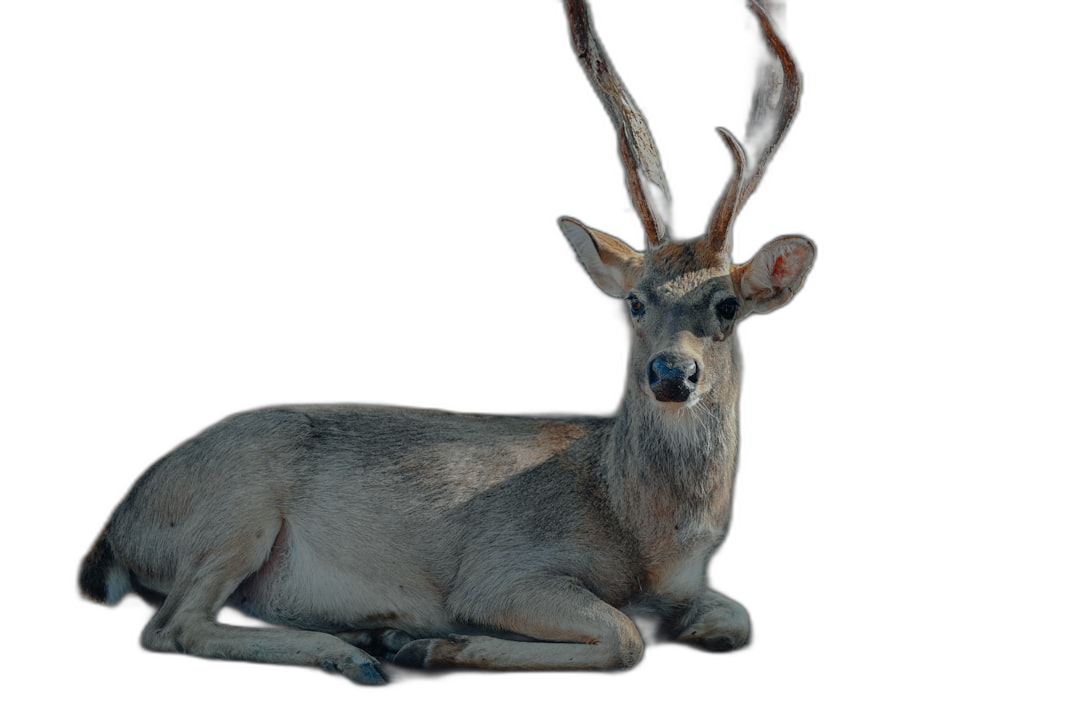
<box><xmin>139</xmin><ymin>528</ymin><xmax>387</xmax><ymax>685</ymax></box>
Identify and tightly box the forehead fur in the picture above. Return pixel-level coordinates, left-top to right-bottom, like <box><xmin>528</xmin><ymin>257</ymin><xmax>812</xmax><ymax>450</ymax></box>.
<box><xmin>644</xmin><ymin>239</ymin><xmax>730</xmax><ymax>300</ymax></box>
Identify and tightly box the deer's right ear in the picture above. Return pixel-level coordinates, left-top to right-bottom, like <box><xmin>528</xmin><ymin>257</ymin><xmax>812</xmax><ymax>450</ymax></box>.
<box><xmin>559</xmin><ymin>217</ymin><xmax>643</xmax><ymax>298</ymax></box>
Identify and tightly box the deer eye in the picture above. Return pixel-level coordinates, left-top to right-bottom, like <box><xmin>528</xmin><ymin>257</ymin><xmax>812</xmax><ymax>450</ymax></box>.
<box><xmin>627</xmin><ymin>295</ymin><xmax>646</xmax><ymax>318</ymax></box>
<box><xmin>715</xmin><ymin>297</ymin><xmax>738</xmax><ymax>321</ymax></box>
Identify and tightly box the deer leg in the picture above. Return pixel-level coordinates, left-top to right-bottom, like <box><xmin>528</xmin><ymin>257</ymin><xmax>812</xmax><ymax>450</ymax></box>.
<box><xmin>392</xmin><ymin>581</ymin><xmax>643</xmax><ymax>671</ymax></box>
<box><xmin>335</xmin><ymin>628</ymin><xmax>415</xmax><ymax>657</ymax></box>
<box><xmin>664</xmin><ymin>588</ymin><xmax>751</xmax><ymax>652</ymax></box>
<box><xmin>138</xmin><ymin>526</ymin><xmax>387</xmax><ymax>685</ymax></box>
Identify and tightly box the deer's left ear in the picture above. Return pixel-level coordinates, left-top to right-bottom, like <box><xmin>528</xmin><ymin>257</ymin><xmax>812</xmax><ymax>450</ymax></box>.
<box><xmin>734</xmin><ymin>235</ymin><xmax>816</xmax><ymax>315</ymax></box>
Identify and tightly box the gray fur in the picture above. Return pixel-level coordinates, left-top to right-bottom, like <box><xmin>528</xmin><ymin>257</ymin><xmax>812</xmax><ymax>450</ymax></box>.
<box><xmin>79</xmin><ymin>232</ymin><xmax>812</xmax><ymax>682</ymax></box>
<box><xmin>78</xmin><ymin>0</ymin><xmax>816</xmax><ymax>684</ymax></box>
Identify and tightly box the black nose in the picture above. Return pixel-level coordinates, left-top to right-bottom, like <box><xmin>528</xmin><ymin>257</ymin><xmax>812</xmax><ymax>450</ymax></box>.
<box><xmin>648</xmin><ymin>353</ymin><xmax>700</xmax><ymax>403</ymax></box>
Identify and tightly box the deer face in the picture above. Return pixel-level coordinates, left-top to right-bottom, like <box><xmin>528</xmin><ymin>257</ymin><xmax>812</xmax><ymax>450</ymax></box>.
<box><xmin>560</xmin><ymin>218</ymin><xmax>814</xmax><ymax>408</ymax></box>
<box><xmin>631</xmin><ymin>242</ymin><xmax>739</xmax><ymax>407</ymax></box>
<box><xmin>561</xmin><ymin>0</ymin><xmax>813</xmax><ymax>408</ymax></box>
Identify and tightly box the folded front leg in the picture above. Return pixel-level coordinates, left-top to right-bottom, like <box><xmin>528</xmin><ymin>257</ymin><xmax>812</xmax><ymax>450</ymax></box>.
<box><xmin>393</xmin><ymin>581</ymin><xmax>643</xmax><ymax>671</ymax></box>
<box><xmin>664</xmin><ymin>589</ymin><xmax>751</xmax><ymax>652</ymax></box>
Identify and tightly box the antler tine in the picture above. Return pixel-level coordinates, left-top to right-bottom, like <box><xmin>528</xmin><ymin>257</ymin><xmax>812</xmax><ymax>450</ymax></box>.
<box><xmin>565</xmin><ymin>0</ymin><xmax>671</xmax><ymax>248</ymax></box>
<box><xmin>704</xmin><ymin>0</ymin><xmax>799</xmax><ymax>258</ymax></box>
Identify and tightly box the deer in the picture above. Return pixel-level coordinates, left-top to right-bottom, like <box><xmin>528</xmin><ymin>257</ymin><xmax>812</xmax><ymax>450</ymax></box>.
<box><xmin>78</xmin><ymin>0</ymin><xmax>814</xmax><ymax>685</ymax></box>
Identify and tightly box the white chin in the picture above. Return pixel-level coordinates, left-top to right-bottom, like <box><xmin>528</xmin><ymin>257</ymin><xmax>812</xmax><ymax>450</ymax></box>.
<box><xmin>652</xmin><ymin>395</ymin><xmax>700</xmax><ymax>411</ymax></box>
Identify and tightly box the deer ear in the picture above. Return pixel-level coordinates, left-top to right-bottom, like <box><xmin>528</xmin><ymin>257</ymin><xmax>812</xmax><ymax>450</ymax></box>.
<box><xmin>559</xmin><ymin>217</ymin><xmax>643</xmax><ymax>298</ymax></box>
<box><xmin>735</xmin><ymin>235</ymin><xmax>816</xmax><ymax>315</ymax></box>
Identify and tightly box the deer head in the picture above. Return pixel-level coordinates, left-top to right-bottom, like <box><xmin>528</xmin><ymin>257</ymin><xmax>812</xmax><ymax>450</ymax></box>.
<box><xmin>560</xmin><ymin>0</ymin><xmax>815</xmax><ymax>410</ymax></box>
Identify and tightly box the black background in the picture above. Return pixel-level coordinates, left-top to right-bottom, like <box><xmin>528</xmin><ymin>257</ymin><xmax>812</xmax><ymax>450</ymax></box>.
<box><xmin>39</xmin><ymin>1</ymin><xmax>902</xmax><ymax>699</ymax></box>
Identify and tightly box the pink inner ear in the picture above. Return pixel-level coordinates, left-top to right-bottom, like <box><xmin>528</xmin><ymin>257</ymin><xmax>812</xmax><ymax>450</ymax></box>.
<box><xmin>768</xmin><ymin>240</ymin><xmax>814</xmax><ymax>286</ymax></box>
<box><xmin>771</xmin><ymin>255</ymin><xmax>789</xmax><ymax>282</ymax></box>
<box><xmin>744</xmin><ymin>238</ymin><xmax>813</xmax><ymax>301</ymax></box>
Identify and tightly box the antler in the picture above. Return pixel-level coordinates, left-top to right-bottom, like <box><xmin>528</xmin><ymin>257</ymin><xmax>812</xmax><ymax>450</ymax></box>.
<box><xmin>564</xmin><ymin>0</ymin><xmax>671</xmax><ymax>248</ymax></box>
<box><xmin>565</xmin><ymin>0</ymin><xmax>799</xmax><ymax>256</ymax></box>
<box><xmin>705</xmin><ymin>0</ymin><xmax>801</xmax><ymax>258</ymax></box>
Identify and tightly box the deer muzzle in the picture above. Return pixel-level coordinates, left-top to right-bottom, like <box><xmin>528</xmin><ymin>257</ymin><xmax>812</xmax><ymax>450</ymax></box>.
<box><xmin>647</xmin><ymin>352</ymin><xmax>700</xmax><ymax>404</ymax></box>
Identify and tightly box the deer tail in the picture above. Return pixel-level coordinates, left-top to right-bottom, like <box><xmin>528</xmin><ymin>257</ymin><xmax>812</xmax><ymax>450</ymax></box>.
<box><xmin>79</xmin><ymin>527</ymin><xmax>131</xmax><ymax>605</ymax></box>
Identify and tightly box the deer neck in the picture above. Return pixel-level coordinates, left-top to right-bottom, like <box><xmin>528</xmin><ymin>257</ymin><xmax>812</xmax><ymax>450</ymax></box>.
<box><xmin>602</xmin><ymin>336</ymin><xmax>742</xmax><ymax>558</ymax></box>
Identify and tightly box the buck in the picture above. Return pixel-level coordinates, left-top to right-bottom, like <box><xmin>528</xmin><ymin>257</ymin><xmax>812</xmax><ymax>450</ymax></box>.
<box><xmin>79</xmin><ymin>0</ymin><xmax>814</xmax><ymax>685</ymax></box>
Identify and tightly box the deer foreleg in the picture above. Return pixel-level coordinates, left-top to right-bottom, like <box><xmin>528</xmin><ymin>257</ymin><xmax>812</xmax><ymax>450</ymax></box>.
<box><xmin>393</xmin><ymin>582</ymin><xmax>643</xmax><ymax>671</ymax></box>
<box><xmin>664</xmin><ymin>588</ymin><xmax>751</xmax><ymax>652</ymax></box>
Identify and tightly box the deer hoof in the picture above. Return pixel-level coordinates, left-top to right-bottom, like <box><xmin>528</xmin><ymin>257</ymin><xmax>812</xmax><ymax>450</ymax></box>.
<box><xmin>340</xmin><ymin>655</ymin><xmax>389</xmax><ymax>685</ymax></box>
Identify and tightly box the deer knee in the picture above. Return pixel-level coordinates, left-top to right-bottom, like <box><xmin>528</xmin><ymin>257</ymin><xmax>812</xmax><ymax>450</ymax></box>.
<box><xmin>616</xmin><ymin>635</ymin><xmax>644</xmax><ymax>669</ymax></box>
<box><xmin>141</xmin><ymin>621</ymin><xmax>188</xmax><ymax>654</ymax></box>
<box><xmin>140</xmin><ymin>607</ymin><xmax>212</xmax><ymax>655</ymax></box>
<box><xmin>607</xmin><ymin>617</ymin><xmax>644</xmax><ymax>669</ymax></box>
<box><xmin>141</xmin><ymin>619</ymin><xmax>187</xmax><ymax>653</ymax></box>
